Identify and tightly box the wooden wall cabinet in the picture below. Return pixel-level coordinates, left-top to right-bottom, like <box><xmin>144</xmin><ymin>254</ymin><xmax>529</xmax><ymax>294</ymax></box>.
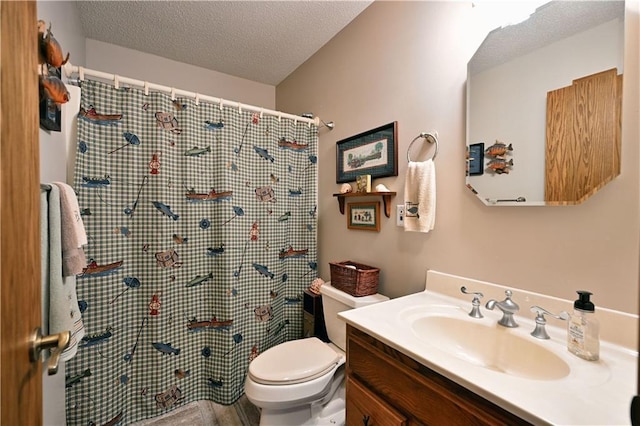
<box><xmin>545</xmin><ymin>68</ymin><xmax>622</xmax><ymax>205</ymax></box>
<box><xmin>346</xmin><ymin>325</ymin><xmax>531</xmax><ymax>426</ymax></box>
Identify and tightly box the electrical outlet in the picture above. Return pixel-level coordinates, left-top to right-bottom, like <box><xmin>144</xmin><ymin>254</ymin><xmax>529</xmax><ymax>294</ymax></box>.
<box><xmin>396</xmin><ymin>205</ymin><xmax>405</xmax><ymax>227</ymax></box>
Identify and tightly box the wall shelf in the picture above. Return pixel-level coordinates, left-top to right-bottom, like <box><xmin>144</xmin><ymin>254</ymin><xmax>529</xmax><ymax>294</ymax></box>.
<box><xmin>333</xmin><ymin>192</ymin><xmax>397</xmax><ymax>218</ymax></box>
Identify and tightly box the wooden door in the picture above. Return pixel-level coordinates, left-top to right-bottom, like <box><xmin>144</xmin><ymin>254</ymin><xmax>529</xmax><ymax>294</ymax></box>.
<box><xmin>1</xmin><ymin>1</ymin><xmax>43</xmax><ymax>425</ymax></box>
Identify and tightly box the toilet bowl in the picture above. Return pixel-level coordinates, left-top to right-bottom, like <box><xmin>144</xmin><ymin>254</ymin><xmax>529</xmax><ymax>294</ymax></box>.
<box><xmin>244</xmin><ymin>282</ymin><xmax>388</xmax><ymax>425</ymax></box>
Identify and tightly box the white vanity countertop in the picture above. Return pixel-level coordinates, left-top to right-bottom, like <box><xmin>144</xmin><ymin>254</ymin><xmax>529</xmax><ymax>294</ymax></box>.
<box><xmin>338</xmin><ymin>271</ymin><xmax>638</xmax><ymax>426</ymax></box>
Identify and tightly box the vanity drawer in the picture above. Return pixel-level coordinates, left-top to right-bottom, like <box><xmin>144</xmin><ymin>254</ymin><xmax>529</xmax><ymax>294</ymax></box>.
<box><xmin>346</xmin><ymin>376</ymin><xmax>407</xmax><ymax>426</ymax></box>
<box><xmin>347</xmin><ymin>325</ymin><xmax>530</xmax><ymax>426</ymax></box>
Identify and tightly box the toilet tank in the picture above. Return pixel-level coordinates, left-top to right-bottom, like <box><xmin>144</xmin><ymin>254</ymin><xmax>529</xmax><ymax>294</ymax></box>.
<box><xmin>319</xmin><ymin>282</ymin><xmax>389</xmax><ymax>351</ymax></box>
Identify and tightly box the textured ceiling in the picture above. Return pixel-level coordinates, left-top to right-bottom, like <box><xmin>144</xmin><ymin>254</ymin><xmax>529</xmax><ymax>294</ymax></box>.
<box><xmin>75</xmin><ymin>1</ymin><xmax>373</xmax><ymax>86</ymax></box>
<box><xmin>469</xmin><ymin>0</ymin><xmax>625</xmax><ymax>75</ymax></box>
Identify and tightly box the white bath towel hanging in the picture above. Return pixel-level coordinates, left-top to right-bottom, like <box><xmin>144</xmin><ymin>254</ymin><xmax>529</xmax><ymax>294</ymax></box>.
<box><xmin>53</xmin><ymin>181</ymin><xmax>87</xmax><ymax>276</ymax></box>
<box><xmin>41</xmin><ymin>185</ymin><xmax>85</xmax><ymax>361</ymax></box>
<box><xmin>404</xmin><ymin>159</ymin><xmax>436</xmax><ymax>233</ymax></box>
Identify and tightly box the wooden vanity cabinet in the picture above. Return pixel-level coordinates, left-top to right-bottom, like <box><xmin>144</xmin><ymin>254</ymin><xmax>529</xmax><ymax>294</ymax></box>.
<box><xmin>346</xmin><ymin>376</ymin><xmax>407</xmax><ymax>426</ymax></box>
<box><xmin>346</xmin><ymin>325</ymin><xmax>531</xmax><ymax>426</ymax></box>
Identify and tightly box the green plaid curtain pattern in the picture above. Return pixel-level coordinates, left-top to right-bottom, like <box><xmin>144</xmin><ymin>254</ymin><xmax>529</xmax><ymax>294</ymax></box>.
<box><xmin>65</xmin><ymin>80</ymin><xmax>318</xmax><ymax>425</ymax></box>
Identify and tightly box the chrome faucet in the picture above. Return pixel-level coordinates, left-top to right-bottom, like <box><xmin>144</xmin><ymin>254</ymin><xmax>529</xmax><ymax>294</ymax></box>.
<box><xmin>530</xmin><ymin>306</ymin><xmax>569</xmax><ymax>339</ymax></box>
<box><xmin>460</xmin><ymin>286</ymin><xmax>484</xmax><ymax>318</ymax></box>
<box><xmin>485</xmin><ymin>290</ymin><xmax>519</xmax><ymax>328</ymax></box>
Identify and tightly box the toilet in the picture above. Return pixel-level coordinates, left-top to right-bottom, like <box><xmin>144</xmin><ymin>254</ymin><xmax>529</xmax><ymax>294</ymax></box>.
<box><xmin>244</xmin><ymin>282</ymin><xmax>389</xmax><ymax>425</ymax></box>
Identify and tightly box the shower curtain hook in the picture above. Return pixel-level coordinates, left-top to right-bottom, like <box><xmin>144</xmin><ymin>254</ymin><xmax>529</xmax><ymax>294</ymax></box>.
<box><xmin>195</xmin><ymin>93</ymin><xmax>200</xmax><ymax>106</ymax></box>
<box><xmin>238</xmin><ymin>103</ymin><xmax>243</xmax><ymax>114</ymax></box>
<box><xmin>79</xmin><ymin>66</ymin><xmax>85</xmax><ymax>81</ymax></box>
<box><xmin>278</xmin><ymin>113</ymin><xmax>282</xmax><ymax>122</ymax></box>
<box><xmin>170</xmin><ymin>88</ymin><xmax>176</xmax><ymax>101</ymax></box>
<box><xmin>144</xmin><ymin>81</ymin><xmax>149</xmax><ymax>96</ymax></box>
<box><xmin>260</xmin><ymin>108</ymin><xmax>264</xmax><ymax>119</ymax></box>
<box><xmin>114</xmin><ymin>75</ymin><xmax>120</xmax><ymax>89</ymax></box>
<box><xmin>219</xmin><ymin>99</ymin><xmax>224</xmax><ymax>111</ymax></box>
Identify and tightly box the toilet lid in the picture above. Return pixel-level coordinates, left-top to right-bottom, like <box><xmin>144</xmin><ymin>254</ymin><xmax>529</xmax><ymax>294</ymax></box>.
<box><xmin>249</xmin><ymin>337</ymin><xmax>341</xmax><ymax>385</ymax></box>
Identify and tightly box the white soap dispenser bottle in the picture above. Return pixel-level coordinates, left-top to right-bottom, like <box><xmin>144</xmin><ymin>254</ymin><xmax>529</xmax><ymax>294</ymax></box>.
<box><xmin>567</xmin><ymin>291</ymin><xmax>600</xmax><ymax>361</ymax></box>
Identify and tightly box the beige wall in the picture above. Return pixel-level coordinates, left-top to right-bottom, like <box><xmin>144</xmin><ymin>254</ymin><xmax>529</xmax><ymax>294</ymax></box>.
<box><xmin>277</xmin><ymin>1</ymin><xmax>640</xmax><ymax>314</ymax></box>
<box><xmin>85</xmin><ymin>39</ymin><xmax>275</xmax><ymax>110</ymax></box>
<box><xmin>38</xmin><ymin>1</ymin><xmax>87</xmax><ymax>183</ymax></box>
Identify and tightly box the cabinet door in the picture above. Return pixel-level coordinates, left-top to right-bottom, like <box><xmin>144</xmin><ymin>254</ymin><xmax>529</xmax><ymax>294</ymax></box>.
<box><xmin>346</xmin><ymin>376</ymin><xmax>407</xmax><ymax>426</ymax></box>
<box><xmin>545</xmin><ymin>68</ymin><xmax>621</xmax><ymax>204</ymax></box>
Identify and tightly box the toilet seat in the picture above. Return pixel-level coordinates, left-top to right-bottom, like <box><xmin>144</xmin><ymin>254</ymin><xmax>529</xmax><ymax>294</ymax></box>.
<box><xmin>249</xmin><ymin>337</ymin><xmax>341</xmax><ymax>385</ymax></box>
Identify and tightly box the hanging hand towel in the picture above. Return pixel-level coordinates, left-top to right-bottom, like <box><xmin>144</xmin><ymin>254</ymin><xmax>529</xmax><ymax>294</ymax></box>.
<box><xmin>403</xmin><ymin>159</ymin><xmax>436</xmax><ymax>233</ymax></box>
<box><xmin>52</xmin><ymin>182</ymin><xmax>87</xmax><ymax>276</ymax></box>
<box><xmin>42</xmin><ymin>184</ymin><xmax>85</xmax><ymax>361</ymax></box>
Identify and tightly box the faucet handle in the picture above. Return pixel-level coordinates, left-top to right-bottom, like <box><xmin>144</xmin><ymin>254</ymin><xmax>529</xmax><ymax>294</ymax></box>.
<box><xmin>501</xmin><ymin>290</ymin><xmax>519</xmax><ymax>311</ymax></box>
<box><xmin>460</xmin><ymin>286</ymin><xmax>484</xmax><ymax>318</ymax></box>
<box><xmin>530</xmin><ymin>306</ymin><xmax>569</xmax><ymax>340</ymax></box>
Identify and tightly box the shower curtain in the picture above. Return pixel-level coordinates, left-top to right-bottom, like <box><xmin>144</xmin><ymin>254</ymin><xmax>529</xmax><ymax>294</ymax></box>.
<box><xmin>65</xmin><ymin>80</ymin><xmax>318</xmax><ymax>425</ymax></box>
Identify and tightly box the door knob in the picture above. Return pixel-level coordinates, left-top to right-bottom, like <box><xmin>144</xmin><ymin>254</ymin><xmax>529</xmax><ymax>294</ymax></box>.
<box><xmin>29</xmin><ymin>327</ymin><xmax>70</xmax><ymax>375</ymax></box>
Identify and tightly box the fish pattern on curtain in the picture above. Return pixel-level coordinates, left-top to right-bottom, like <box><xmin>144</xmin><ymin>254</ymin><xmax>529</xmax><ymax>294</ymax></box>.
<box><xmin>65</xmin><ymin>80</ymin><xmax>318</xmax><ymax>425</ymax></box>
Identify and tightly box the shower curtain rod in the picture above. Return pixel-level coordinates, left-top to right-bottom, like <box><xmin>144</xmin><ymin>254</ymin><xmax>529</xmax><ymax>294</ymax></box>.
<box><xmin>62</xmin><ymin>62</ymin><xmax>320</xmax><ymax>126</ymax></box>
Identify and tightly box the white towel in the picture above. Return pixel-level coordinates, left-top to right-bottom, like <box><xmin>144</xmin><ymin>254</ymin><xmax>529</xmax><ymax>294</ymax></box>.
<box><xmin>404</xmin><ymin>159</ymin><xmax>436</xmax><ymax>233</ymax></box>
<box><xmin>52</xmin><ymin>182</ymin><xmax>87</xmax><ymax>276</ymax></box>
<box><xmin>42</xmin><ymin>185</ymin><xmax>85</xmax><ymax>361</ymax></box>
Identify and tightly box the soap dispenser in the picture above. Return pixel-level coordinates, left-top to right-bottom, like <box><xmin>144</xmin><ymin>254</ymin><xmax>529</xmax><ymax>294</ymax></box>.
<box><xmin>567</xmin><ymin>291</ymin><xmax>600</xmax><ymax>361</ymax></box>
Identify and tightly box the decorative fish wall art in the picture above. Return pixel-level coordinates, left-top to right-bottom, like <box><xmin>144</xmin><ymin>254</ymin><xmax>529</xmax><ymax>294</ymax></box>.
<box><xmin>38</xmin><ymin>21</ymin><xmax>70</xmax><ymax>69</ymax></box>
<box><xmin>37</xmin><ymin>20</ymin><xmax>69</xmax><ymax>104</ymax></box>
<box><xmin>486</xmin><ymin>158</ymin><xmax>514</xmax><ymax>174</ymax></box>
<box><xmin>484</xmin><ymin>140</ymin><xmax>514</xmax><ymax>174</ymax></box>
<box><xmin>37</xmin><ymin>19</ymin><xmax>70</xmax><ymax>131</ymax></box>
<box><xmin>484</xmin><ymin>141</ymin><xmax>513</xmax><ymax>157</ymax></box>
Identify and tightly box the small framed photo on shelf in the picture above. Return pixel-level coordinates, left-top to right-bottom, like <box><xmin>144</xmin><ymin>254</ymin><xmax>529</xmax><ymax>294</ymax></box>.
<box><xmin>467</xmin><ymin>142</ymin><xmax>484</xmax><ymax>176</ymax></box>
<box><xmin>347</xmin><ymin>201</ymin><xmax>380</xmax><ymax>232</ymax></box>
<box><xmin>355</xmin><ymin>175</ymin><xmax>371</xmax><ymax>193</ymax></box>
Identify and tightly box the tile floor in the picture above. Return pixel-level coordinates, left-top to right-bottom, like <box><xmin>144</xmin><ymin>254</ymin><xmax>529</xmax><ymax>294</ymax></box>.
<box><xmin>131</xmin><ymin>395</ymin><xmax>260</xmax><ymax>426</ymax></box>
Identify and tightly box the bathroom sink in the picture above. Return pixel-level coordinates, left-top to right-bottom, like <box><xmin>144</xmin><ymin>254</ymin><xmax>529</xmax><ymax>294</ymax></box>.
<box><xmin>340</xmin><ymin>274</ymin><xmax>635</xmax><ymax>426</ymax></box>
<box><xmin>411</xmin><ymin>315</ymin><xmax>570</xmax><ymax>381</ymax></box>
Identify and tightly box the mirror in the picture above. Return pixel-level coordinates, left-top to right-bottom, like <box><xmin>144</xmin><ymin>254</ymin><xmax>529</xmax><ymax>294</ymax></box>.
<box><xmin>466</xmin><ymin>1</ymin><xmax>624</xmax><ymax>206</ymax></box>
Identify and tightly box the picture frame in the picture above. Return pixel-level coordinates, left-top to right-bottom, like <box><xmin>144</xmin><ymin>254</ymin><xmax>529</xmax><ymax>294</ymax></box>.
<box><xmin>347</xmin><ymin>201</ymin><xmax>380</xmax><ymax>232</ymax></box>
<box><xmin>355</xmin><ymin>174</ymin><xmax>371</xmax><ymax>193</ymax></box>
<box><xmin>468</xmin><ymin>142</ymin><xmax>484</xmax><ymax>176</ymax></box>
<box><xmin>336</xmin><ymin>122</ymin><xmax>398</xmax><ymax>183</ymax></box>
<box><xmin>39</xmin><ymin>65</ymin><xmax>62</xmax><ymax>132</ymax></box>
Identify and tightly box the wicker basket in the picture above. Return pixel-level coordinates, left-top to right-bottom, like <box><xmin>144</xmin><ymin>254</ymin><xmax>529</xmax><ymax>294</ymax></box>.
<box><xmin>329</xmin><ymin>260</ymin><xmax>379</xmax><ymax>297</ymax></box>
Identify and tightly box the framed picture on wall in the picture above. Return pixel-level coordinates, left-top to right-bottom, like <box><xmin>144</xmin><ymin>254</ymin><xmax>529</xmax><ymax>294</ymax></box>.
<box><xmin>347</xmin><ymin>201</ymin><xmax>380</xmax><ymax>232</ymax></box>
<box><xmin>336</xmin><ymin>122</ymin><xmax>398</xmax><ymax>183</ymax></box>
<box><xmin>468</xmin><ymin>142</ymin><xmax>484</xmax><ymax>176</ymax></box>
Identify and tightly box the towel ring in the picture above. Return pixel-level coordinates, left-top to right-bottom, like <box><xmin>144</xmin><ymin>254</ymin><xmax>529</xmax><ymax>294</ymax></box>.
<box><xmin>407</xmin><ymin>132</ymin><xmax>439</xmax><ymax>162</ymax></box>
